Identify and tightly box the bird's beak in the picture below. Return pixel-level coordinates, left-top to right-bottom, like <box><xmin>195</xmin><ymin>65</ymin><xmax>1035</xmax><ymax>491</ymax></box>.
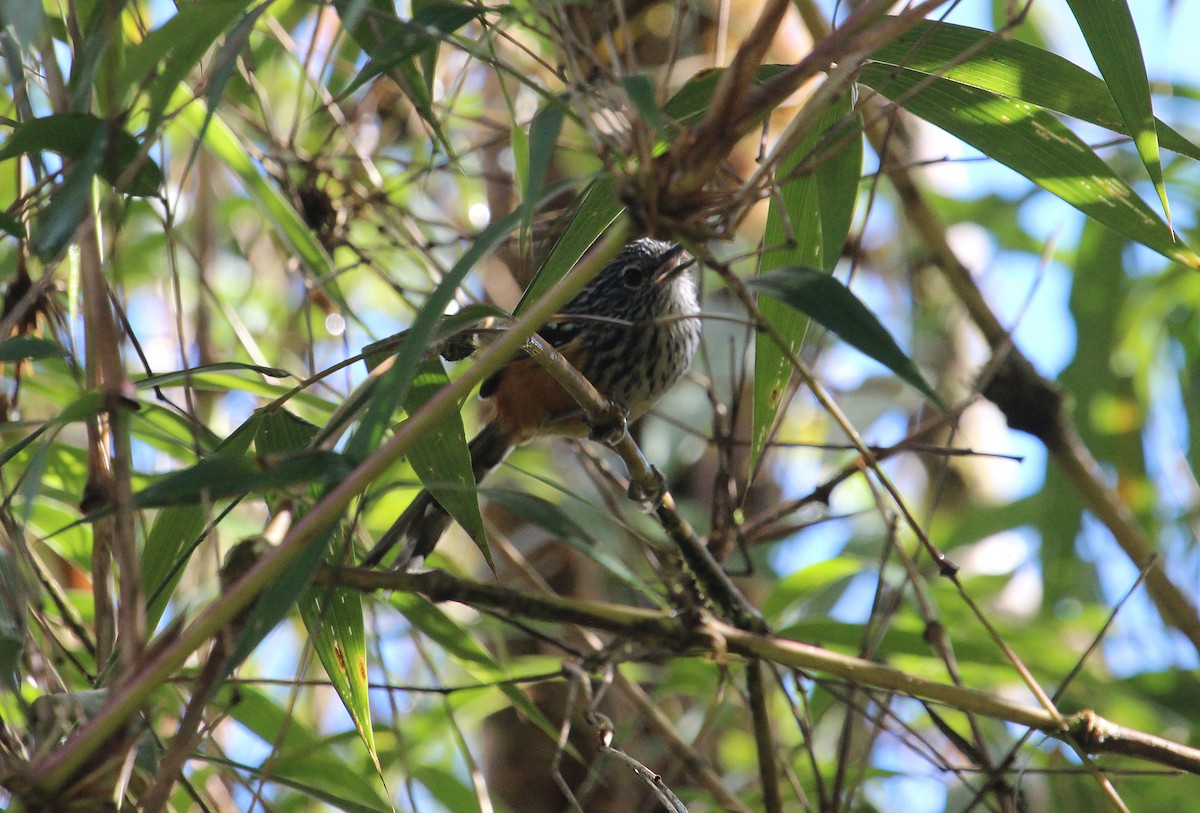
<box><xmin>652</xmin><ymin>244</ymin><xmax>693</xmax><ymax>287</ymax></box>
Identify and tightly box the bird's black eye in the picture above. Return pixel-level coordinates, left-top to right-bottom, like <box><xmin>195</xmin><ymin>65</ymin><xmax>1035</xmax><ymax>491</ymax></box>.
<box><xmin>618</xmin><ymin>264</ymin><xmax>642</xmax><ymax>289</ymax></box>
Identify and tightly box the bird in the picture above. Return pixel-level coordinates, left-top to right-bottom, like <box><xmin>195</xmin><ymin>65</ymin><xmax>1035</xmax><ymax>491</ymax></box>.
<box><xmin>363</xmin><ymin>237</ymin><xmax>702</xmax><ymax>569</ymax></box>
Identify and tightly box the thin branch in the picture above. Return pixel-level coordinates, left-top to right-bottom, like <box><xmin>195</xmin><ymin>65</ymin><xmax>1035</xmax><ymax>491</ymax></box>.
<box><xmin>322</xmin><ymin>565</ymin><xmax>1200</xmax><ymax>776</ymax></box>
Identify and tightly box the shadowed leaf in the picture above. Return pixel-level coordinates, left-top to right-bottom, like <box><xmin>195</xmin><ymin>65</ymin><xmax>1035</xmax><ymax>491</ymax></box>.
<box><xmin>748</xmin><ymin>268</ymin><xmax>941</xmax><ymax>406</ymax></box>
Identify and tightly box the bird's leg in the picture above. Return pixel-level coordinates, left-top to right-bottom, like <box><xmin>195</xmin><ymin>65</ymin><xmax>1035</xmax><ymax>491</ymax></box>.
<box><xmin>586</xmin><ymin>397</ymin><xmax>630</xmax><ymax>446</ymax></box>
<box><xmin>586</xmin><ymin>399</ymin><xmax>668</xmax><ymax>509</ymax></box>
<box><xmin>627</xmin><ymin>464</ymin><xmax>667</xmax><ymax>509</ymax></box>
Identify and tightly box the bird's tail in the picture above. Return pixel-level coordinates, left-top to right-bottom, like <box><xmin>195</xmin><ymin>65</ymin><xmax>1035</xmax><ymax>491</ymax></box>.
<box><xmin>362</xmin><ymin>423</ymin><xmax>510</xmax><ymax>569</ymax></box>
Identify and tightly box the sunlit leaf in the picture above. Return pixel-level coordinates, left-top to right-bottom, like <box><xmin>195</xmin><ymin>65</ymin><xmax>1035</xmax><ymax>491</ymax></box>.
<box><xmin>299</xmin><ymin>585</ymin><xmax>378</xmax><ymax>774</ymax></box>
<box><xmin>752</xmin><ymin>91</ymin><xmax>861</xmax><ymax>469</ymax></box>
<box><xmin>120</xmin><ymin>0</ymin><xmax>253</xmax><ymax>132</ymax></box>
<box><xmin>1063</xmin><ymin>0</ymin><xmax>1169</xmax><ymax>223</ymax></box>
<box><xmin>135</xmin><ymin>362</ymin><xmax>293</xmax><ymax>389</ymax></box>
<box><xmin>867</xmin><ymin>19</ymin><xmax>1200</xmax><ymax>161</ymax></box>
<box><xmin>858</xmin><ymin>64</ymin><xmax>1199</xmax><ymax>269</ymax></box>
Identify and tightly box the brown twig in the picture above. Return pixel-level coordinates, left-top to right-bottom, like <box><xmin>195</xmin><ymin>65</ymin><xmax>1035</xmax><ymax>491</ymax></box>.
<box><xmin>322</xmin><ymin>565</ymin><xmax>1200</xmax><ymax>776</ymax></box>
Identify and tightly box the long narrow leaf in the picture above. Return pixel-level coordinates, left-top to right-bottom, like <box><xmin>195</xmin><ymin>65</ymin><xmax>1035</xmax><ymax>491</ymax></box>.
<box><xmin>142</xmin><ymin>416</ymin><xmax>257</xmax><ymax>629</ymax></box>
<box><xmin>748</xmin><ymin>268</ymin><xmax>940</xmax><ymax>406</ymax></box>
<box><xmin>858</xmin><ymin>64</ymin><xmax>1199</xmax><ymax>269</ymax></box>
<box><xmin>752</xmin><ymin>93</ymin><xmax>861</xmax><ymax>468</ymax></box>
<box><xmin>868</xmin><ymin>19</ymin><xmax>1200</xmax><ymax>161</ymax></box>
<box><xmin>1063</xmin><ymin>0</ymin><xmax>1169</xmax><ymax>223</ymax></box>
<box><xmin>120</xmin><ymin>0</ymin><xmax>252</xmax><ymax>133</ymax></box>
<box><xmin>403</xmin><ymin>358</ymin><xmax>488</xmax><ymax>565</ymax></box>
<box><xmin>0</xmin><ymin>113</ymin><xmax>162</xmax><ymax>196</ymax></box>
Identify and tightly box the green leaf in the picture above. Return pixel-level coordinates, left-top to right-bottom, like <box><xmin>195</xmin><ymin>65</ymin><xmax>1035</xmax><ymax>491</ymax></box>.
<box><xmin>333</xmin><ymin>0</ymin><xmax>482</xmax><ymax>101</ymax></box>
<box><xmin>30</xmin><ymin>127</ymin><xmax>103</xmax><ymax>261</ymax></box>
<box><xmin>0</xmin><ymin>391</ymin><xmax>105</xmax><ymax>469</ymax></box>
<box><xmin>119</xmin><ymin>0</ymin><xmax>252</xmax><ymax>133</ymax></box>
<box><xmin>142</xmin><ymin>414</ymin><xmax>258</xmax><ymax>629</ymax></box>
<box><xmin>142</xmin><ymin>507</ymin><xmax>210</xmax><ymax>629</ymax></box>
<box><xmin>222</xmin><ymin>521</ymin><xmax>338</xmax><ymax>682</ymax></box>
<box><xmin>622</xmin><ymin>73</ymin><xmax>663</xmax><ymax>133</ymax></box>
<box><xmin>134</xmin><ymin>362</ymin><xmax>293</xmax><ymax>389</ymax></box>
<box><xmin>763</xmin><ymin>556</ymin><xmax>868</xmax><ymax>621</ymax></box>
<box><xmin>346</xmin><ymin>209</ymin><xmax>523</xmax><ymax>465</ymax></box>
<box><xmin>299</xmin><ymin>585</ymin><xmax>378</xmax><ymax>774</ymax></box>
<box><xmin>858</xmin><ymin>64</ymin><xmax>1199</xmax><ymax>269</ymax></box>
<box><xmin>1063</xmin><ymin>0</ymin><xmax>1169</xmax><ymax>223</ymax></box>
<box><xmin>511</xmin><ymin>120</ymin><xmax>529</xmax><ymax>206</ymax></box>
<box><xmin>0</xmin><ymin>335</ymin><xmax>62</xmax><ymax>362</ymax></box>
<box><xmin>360</xmin><ymin>304</ymin><xmax>506</xmax><ymax>373</ymax></box>
<box><xmin>521</xmin><ymin>100</ymin><xmax>566</xmax><ymax>236</ymax></box>
<box><xmin>66</xmin><ymin>4</ymin><xmax>116</xmax><ymax>113</ymax></box>
<box><xmin>392</xmin><ymin>593</ymin><xmax>569</xmax><ymax>756</ymax></box>
<box><xmin>204</xmin><ymin>752</ymin><xmax>392</xmax><ymax>813</ymax></box>
<box><xmin>330</xmin><ymin>304</ymin><xmax>504</xmax><ymax>452</ymax></box>
<box><xmin>253</xmin><ymin>408</ymin><xmax>320</xmax><ymax>456</ymax></box>
<box><xmin>403</xmin><ymin>358</ymin><xmax>488</xmax><ymax>566</ymax></box>
<box><xmin>219</xmin><ymin>686</ymin><xmax>391</xmax><ymax>810</ymax></box>
<box><xmin>867</xmin><ymin>19</ymin><xmax>1200</xmax><ymax>162</ymax></box>
<box><xmin>0</xmin><ymin>549</ymin><xmax>26</xmax><ymax>690</ymax></box>
<box><xmin>752</xmin><ymin>92</ymin><xmax>861</xmax><ymax>469</ymax></box>
<box><xmin>0</xmin><ymin>113</ymin><xmax>163</xmax><ymax>197</ymax></box>
<box><xmin>133</xmin><ymin>451</ymin><xmax>353</xmax><ymax>508</ymax></box>
<box><xmin>661</xmin><ymin>64</ymin><xmax>790</xmax><ymax>131</ymax></box>
<box><xmin>748</xmin><ymin>267</ymin><xmax>941</xmax><ymax>406</ymax></box>
<box><xmin>513</xmin><ymin>176</ymin><xmax>623</xmax><ymax>314</ymax></box>
<box><xmin>480</xmin><ymin>488</ymin><xmax>652</xmax><ymax>596</ymax></box>
<box><xmin>0</xmin><ymin>211</ymin><xmax>24</xmax><ymax>238</ymax></box>
<box><xmin>200</xmin><ymin>4</ymin><xmax>269</xmax><ymax>134</ymax></box>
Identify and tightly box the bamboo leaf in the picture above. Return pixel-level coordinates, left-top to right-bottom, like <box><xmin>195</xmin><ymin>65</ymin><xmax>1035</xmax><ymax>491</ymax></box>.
<box><xmin>1063</xmin><ymin>0</ymin><xmax>1169</xmax><ymax>223</ymax></box>
<box><xmin>748</xmin><ymin>267</ymin><xmax>941</xmax><ymax>406</ymax></box>
<box><xmin>0</xmin><ymin>336</ymin><xmax>62</xmax><ymax>362</ymax></box>
<box><xmin>403</xmin><ymin>358</ymin><xmax>488</xmax><ymax>566</ymax></box>
<box><xmin>133</xmin><ymin>451</ymin><xmax>353</xmax><ymax>508</ymax></box>
<box><xmin>867</xmin><ymin>19</ymin><xmax>1200</xmax><ymax>161</ymax></box>
<box><xmin>0</xmin><ymin>113</ymin><xmax>162</xmax><ymax>196</ymax></box>
<box><xmin>120</xmin><ymin>0</ymin><xmax>253</xmax><ymax>132</ymax></box>
<box><xmin>752</xmin><ymin>92</ymin><xmax>861</xmax><ymax>469</ymax></box>
<box><xmin>299</xmin><ymin>585</ymin><xmax>378</xmax><ymax>775</ymax></box>
<box><xmin>858</xmin><ymin>64</ymin><xmax>1198</xmax><ymax>269</ymax></box>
